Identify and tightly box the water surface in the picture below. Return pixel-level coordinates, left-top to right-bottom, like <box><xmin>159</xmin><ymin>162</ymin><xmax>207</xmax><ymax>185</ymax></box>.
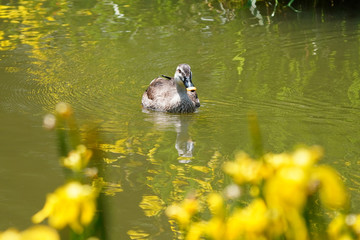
<box><xmin>1</xmin><ymin>1</ymin><xmax>360</xmax><ymax>239</ymax></box>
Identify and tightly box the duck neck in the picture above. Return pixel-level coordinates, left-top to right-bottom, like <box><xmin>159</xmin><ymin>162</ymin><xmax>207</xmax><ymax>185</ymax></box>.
<box><xmin>175</xmin><ymin>79</ymin><xmax>190</xmax><ymax>99</ymax></box>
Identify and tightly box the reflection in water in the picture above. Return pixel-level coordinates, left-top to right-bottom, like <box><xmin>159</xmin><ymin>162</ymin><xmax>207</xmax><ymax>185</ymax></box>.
<box><xmin>2</xmin><ymin>0</ymin><xmax>360</xmax><ymax>238</ymax></box>
<box><xmin>249</xmin><ymin>0</ymin><xmax>264</xmax><ymax>26</ymax></box>
<box><xmin>142</xmin><ymin>109</ymin><xmax>196</xmax><ymax>163</ymax></box>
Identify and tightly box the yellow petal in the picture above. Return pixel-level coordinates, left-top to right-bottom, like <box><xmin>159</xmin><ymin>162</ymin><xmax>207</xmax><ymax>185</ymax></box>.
<box><xmin>32</xmin><ymin>182</ymin><xmax>97</xmax><ymax>232</ymax></box>
<box><xmin>81</xmin><ymin>201</ymin><xmax>96</xmax><ymax>225</ymax></box>
<box><xmin>292</xmin><ymin>146</ymin><xmax>323</xmax><ymax>168</ymax></box>
<box><xmin>185</xmin><ymin>222</ymin><xmax>205</xmax><ymax>240</ymax></box>
<box><xmin>327</xmin><ymin>214</ymin><xmax>345</xmax><ymax>239</ymax></box>
<box><xmin>207</xmin><ymin>193</ymin><xmax>223</xmax><ymax>216</ymax></box>
<box><xmin>312</xmin><ymin>166</ymin><xmax>349</xmax><ymax>210</ymax></box>
<box><xmin>32</xmin><ymin>194</ymin><xmax>58</xmax><ymax>224</ymax></box>
<box><xmin>0</xmin><ymin>228</ymin><xmax>21</xmax><ymax>240</ymax></box>
<box><xmin>21</xmin><ymin>225</ymin><xmax>59</xmax><ymax>240</ymax></box>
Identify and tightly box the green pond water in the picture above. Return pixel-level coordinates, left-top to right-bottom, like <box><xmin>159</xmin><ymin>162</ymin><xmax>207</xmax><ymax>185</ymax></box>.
<box><xmin>1</xmin><ymin>0</ymin><xmax>360</xmax><ymax>239</ymax></box>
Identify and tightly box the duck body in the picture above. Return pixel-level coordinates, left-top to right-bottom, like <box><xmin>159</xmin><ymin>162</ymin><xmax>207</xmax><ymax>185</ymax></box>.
<box><xmin>142</xmin><ymin>64</ymin><xmax>200</xmax><ymax>113</ymax></box>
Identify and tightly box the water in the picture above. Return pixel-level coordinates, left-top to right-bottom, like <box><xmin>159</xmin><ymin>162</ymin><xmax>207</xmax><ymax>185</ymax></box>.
<box><xmin>1</xmin><ymin>0</ymin><xmax>360</xmax><ymax>238</ymax></box>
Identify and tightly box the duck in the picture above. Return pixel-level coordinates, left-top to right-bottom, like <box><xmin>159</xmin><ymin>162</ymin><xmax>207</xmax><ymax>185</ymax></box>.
<box><xmin>142</xmin><ymin>64</ymin><xmax>200</xmax><ymax>113</ymax></box>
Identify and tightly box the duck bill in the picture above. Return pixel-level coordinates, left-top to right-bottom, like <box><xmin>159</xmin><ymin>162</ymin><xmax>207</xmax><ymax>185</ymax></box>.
<box><xmin>184</xmin><ymin>77</ymin><xmax>197</xmax><ymax>91</ymax></box>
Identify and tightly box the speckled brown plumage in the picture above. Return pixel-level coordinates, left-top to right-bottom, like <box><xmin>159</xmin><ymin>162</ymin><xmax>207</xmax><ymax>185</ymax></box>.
<box><xmin>141</xmin><ymin>64</ymin><xmax>200</xmax><ymax>113</ymax></box>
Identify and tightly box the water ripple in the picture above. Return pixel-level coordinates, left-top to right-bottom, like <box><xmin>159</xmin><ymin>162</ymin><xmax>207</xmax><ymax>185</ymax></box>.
<box><xmin>201</xmin><ymin>95</ymin><xmax>360</xmax><ymax>126</ymax></box>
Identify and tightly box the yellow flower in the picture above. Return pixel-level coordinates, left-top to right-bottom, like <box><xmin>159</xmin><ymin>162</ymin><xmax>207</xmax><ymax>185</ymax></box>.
<box><xmin>328</xmin><ymin>214</ymin><xmax>360</xmax><ymax>240</ymax></box>
<box><xmin>0</xmin><ymin>228</ymin><xmax>21</xmax><ymax>240</ymax></box>
<box><xmin>328</xmin><ymin>214</ymin><xmax>346</xmax><ymax>240</ymax></box>
<box><xmin>312</xmin><ymin>166</ymin><xmax>349</xmax><ymax>210</ymax></box>
<box><xmin>226</xmin><ymin>209</ymin><xmax>244</xmax><ymax>240</ymax></box>
<box><xmin>350</xmin><ymin>214</ymin><xmax>360</xmax><ymax>235</ymax></box>
<box><xmin>20</xmin><ymin>225</ymin><xmax>60</xmax><ymax>240</ymax></box>
<box><xmin>265</xmin><ymin>166</ymin><xmax>308</xmax><ymax>210</ymax></box>
<box><xmin>207</xmin><ymin>193</ymin><xmax>224</xmax><ymax>217</ymax></box>
<box><xmin>223</xmin><ymin>152</ymin><xmax>264</xmax><ymax>185</ymax></box>
<box><xmin>166</xmin><ymin>197</ymin><xmax>199</xmax><ymax>229</ymax></box>
<box><xmin>182</xmin><ymin>197</ymin><xmax>199</xmax><ymax>216</ymax></box>
<box><xmin>291</xmin><ymin>146</ymin><xmax>323</xmax><ymax>168</ymax></box>
<box><xmin>241</xmin><ymin>199</ymin><xmax>268</xmax><ymax>234</ymax></box>
<box><xmin>266</xmin><ymin>208</ymin><xmax>288</xmax><ymax>238</ymax></box>
<box><xmin>166</xmin><ymin>205</ymin><xmax>189</xmax><ymax>228</ymax></box>
<box><xmin>264</xmin><ymin>152</ymin><xmax>292</xmax><ymax>170</ymax></box>
<box><xmin>226</xmin><ymin>199</ymin><xmax>268</xmax><ymax>240</ymax></box>
<box><xmin>32</xmin><ymin>182</ymin><xmax>97</xmax><ymax>233</ymax></box>
<box><xmin>264</xmin><ymin>146</ymin><xmax>323</xmax><ymax>171</ymax></box>
<box><xmin>185</xmin><ymin>222</ymin><xmax>206</xmax><ymax>240</ymax></box>
<box><xmin>0</xmin><ymin>226</ymin><xmax>59</xmax><ymax>240</ymax></box>
<box><xmin>205</xmin><ymin>218</ymin><xmax>226</xmax><ymax>240</ymax></box>
<box><xmin>284</xmin><ymin>209</ymin><xmax>309</xmax><ymax>240</ymax></box>
<box><xmin>55</xmin><ymin>102</ymin><xmax>73</xmax><ymax>118</ymax></box>
<box><xmin>61</xmin><ymin>145</ymin><xmax>92</xmax><ymax>171</ymax></box>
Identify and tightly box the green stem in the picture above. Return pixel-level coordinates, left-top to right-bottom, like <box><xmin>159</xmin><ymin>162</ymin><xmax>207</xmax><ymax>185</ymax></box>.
<box><xmin>287</xmin><ymin>0</ymin><xmax>301</xmax><ymax>13</ymax></box>
<box><xmin>56</xmin><ymin>117</ymin><xmax>69</xmax><ymax>158</ymax></box>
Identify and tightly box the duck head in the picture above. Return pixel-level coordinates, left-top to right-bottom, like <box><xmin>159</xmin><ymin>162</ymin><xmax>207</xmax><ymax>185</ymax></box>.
<box><xmin>174</xmin><ymin>64</ymin><xmax>197</xmax><ymax>92</ymax></box>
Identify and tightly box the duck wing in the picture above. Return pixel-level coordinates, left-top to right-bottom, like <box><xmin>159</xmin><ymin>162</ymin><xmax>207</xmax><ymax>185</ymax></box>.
<box><xmin>142</xmin><ymin>77</ymin><xmax>177</xmax><ymax>111</ymax></box>
<box><xmin>161</xmin><ymin>75</ymin><xmax>172</xmax><ymax>80</ymax></box>
<box><xmin>144</xmin><ymin>77</ymin><xmax>176</xmax><ymax>100</ymax></box>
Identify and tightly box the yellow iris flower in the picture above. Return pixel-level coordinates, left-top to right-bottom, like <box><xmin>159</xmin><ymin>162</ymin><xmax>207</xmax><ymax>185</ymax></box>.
<box><xmin>327</xmin><ymin>214</ymin><xmax>360</xmax><ymax>240</ymax></box>
<box><xmin>223</xmin><ymin>152</ymin><xmax>265</xmax><ymax>185</ymax></box>
<box><xmin>0</xmin><ymin>225</ymin><xmax>59</xmax><ymax>240</ymax></box>
<box><xmin>226</xmin><ymin>198</ymin><xmax>268</xmax><ymax>240</ymax></box>
<box><xmin>207</xmin><ymin>193</ymin><xmax>224</xmax><ymax>217</ymax></box>
<box><xmin>167</xmin><ymin>146</ymin><xmax>352</xmax><ymax>240</ymax></box>
<box><xmin>185</xmin><ymin>222</ymin><xmax>206</xmax><ymax>240</ymax></box>
<box><xmin>165</xmin><ymin>197</ymin><xmax>200</xmax><ymax>229</ymax></box>
<box><xmin>32</xmin><ymin>181</ymin><xmax>97</xmax><ymax>233</ymax></box>
<box><xmin>312</xmin><ymin>166</ymin><xmax>349</xmax><ymax>210</ymax></box>
<box><xmin>61</xmin><ymin>145</ymin><xmax>92</xmax><ymax>171</ymax></box>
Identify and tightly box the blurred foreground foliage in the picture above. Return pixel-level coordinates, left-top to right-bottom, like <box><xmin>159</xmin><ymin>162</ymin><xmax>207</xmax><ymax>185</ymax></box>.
<box><xmin>167</xmin><ymin>145</ymin><xmax>360</xmax><ymax>240</ymax></box>
<box><xmin>166</xmin><ymin>115</ymin><xmax>359</xmax><ymax>240</ymax></box>
<box><xmin>0</xmin><ymin>103</ymin><xmax>106</xmax><ymax>240</ymax></box>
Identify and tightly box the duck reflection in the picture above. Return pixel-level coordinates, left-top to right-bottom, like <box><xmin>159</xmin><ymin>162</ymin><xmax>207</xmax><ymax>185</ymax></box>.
<box><xmin>142</xmin><ymin>109</ymin><xmax>196</xmax><ymax>163</ymax></box>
